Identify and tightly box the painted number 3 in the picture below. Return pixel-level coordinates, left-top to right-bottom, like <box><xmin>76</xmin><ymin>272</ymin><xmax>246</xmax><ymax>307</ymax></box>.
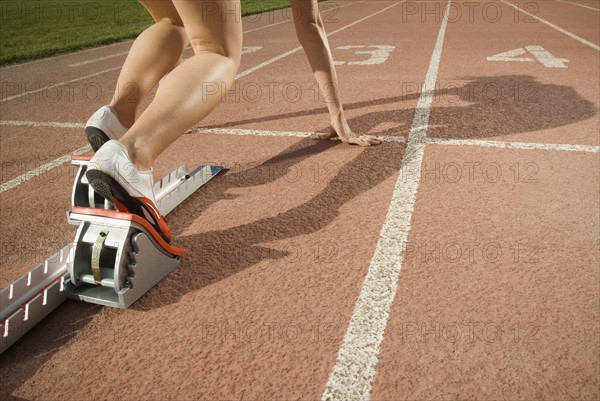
<box><xmin>334</xmin><ymin>45</ymin><xmax>395</xmax><ymax>66</ymax></box>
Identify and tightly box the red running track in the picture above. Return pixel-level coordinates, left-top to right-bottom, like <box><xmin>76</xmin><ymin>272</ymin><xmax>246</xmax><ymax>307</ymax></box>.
<box><xmin>0</xmin><ymin>1</ymin><xmax>598</xmax><ymax>400</ymax></box>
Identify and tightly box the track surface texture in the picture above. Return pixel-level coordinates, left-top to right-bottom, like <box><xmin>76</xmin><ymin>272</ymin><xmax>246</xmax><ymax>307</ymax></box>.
<box><xmin>1</xmin><ymin>1</ymin><xmax>599</xmax><ymax>400</ymax></box>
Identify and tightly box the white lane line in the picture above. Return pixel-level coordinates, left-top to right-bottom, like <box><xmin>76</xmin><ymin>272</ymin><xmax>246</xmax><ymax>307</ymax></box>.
<box><xmin>190</xmin><ymin>128</ymin><xmax>600</xmax><ymax>151</ymax></box>
<box><xmin>237</xmin><ymin>1</ymin><xmax>401</xmax><ymax>79</ymax></box>
<box><xmin>0</xmin><ymin>120</ymin><xmax>84</xmax><ymax>129</ymax></box>
<box><xmin>321</xmin><ymin>1</ymin><xmax>452</xmax><ymax>400</ymax></box>
<box><xmin>0</xmin><ymin>42</ymin><xmax>127</xmax><ymax>71</ymax></box>
<box><xmin>3</xmin><ymin>119</ymin><xmax>599</xmax><ymax>152</ymax></box>
<box><xmin>556</xmin><ymin>0</ymin><xmax>600</xmax><ymax>11</ymax></box>
<box><xmin>243</xmin><ymin>0</ymin><xmax>360</xmax><ymax>34</ymax></box>
<box><xmin>0</xmin><ymin>66</ymin><xmax>122</xmax><ymax>103</ymax></box>
<box><xmin>237</xmin><ymin>47</ymin><xmax>303</xmax><ymax>79</ymax></box>
<box><xmin>2</xmin><ymin>120</ymin><xmax>598</xmax><ymax>152</ymax></box>
<box><xmin>0</xmin><ymin>145</ymin><xmax>91</xmax><ymax>194</ymax></box>
<box><xmin>327</xmin><ymin>1</ymin><xmax>401</xmax><ymax>36</ymax></box>
<box><xmin>243</xmin><ymin>20</ymin><xmax>289</xmax><ymax>34</ymax></box>
<box><xmin>501</xmin><ymin>0</ymin><xmax>600</xmax><ymax>51</ymax></box>
<box><xmin>196</xmin><ymin>127</ymin><xmax>408</xmax><ymax>142</ymax></box>
<box><xmin>0</xmin><ymin>121</ymin><xmax>404</xmax><ymax>142</ymax></box>
<box><xmin>68</xmin><ymin>51</ymin><xmax>129</xmax><ymax>67</ymax></box>
<box><xmin>2</xmin><ymin>120</ymin><xmax>598</xmax><ymax>195</ymax></box>
<box><xmin>426</xmin><ymin>137</ymin><xmax>600</xmax><ymax>153</ymax></box>
<box><xmin>196</xmin><ymin>127</ymin><xmax>316</xmax><ymax>138</ymax></box>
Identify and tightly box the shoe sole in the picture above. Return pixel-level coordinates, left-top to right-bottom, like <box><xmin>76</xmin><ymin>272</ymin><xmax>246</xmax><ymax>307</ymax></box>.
<box><xmin>85</xmin><ymin>126</ymin><xmax>110</xmax><ymax>152</ymax></box>
<box><xmin>86</xmin><ymin>169</ymin><xmax>172</xmax><ymax>244</ymax></box>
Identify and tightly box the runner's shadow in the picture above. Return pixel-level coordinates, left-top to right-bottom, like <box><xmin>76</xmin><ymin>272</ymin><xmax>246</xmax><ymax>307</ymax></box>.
<box><xmin>206</xmin><ymin>75</ymin><xmax>597</xmax><ymax>140</ymax></box>
<box><xmin>0</xmin><ymin>301</ymin><xmax>102</xmax><ymax>401</ymax></box>
<box><xmin>131</xmin><ymin>75</ymin><xmax>596</xmax><ymax>309</ymax></box>
<box><xmin>430</xmin><ymin>74</ymin><xmax>597</xmax><ymax>138</ymax></box>
<box><xmin>162</xmin><ymin>137</ymin><xmax>339</xmax><ymax>224</ymax></box>
<box><xmin>131</xmin><ymin>139</ymin><xmax>404</xmax><ymax>310</ymax></box>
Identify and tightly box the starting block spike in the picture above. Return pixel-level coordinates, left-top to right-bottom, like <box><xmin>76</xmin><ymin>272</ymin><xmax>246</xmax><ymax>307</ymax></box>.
<box><xmin>1</xmin><ymin>157</ymin><xmax>223</xmax><ymax>354</ymax></box>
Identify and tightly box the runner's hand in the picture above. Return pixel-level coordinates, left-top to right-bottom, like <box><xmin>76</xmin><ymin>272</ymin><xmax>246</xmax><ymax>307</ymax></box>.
<box><xmin>318</xmin><ymin>129</ymin><xmax>382</xmax><ymax>146</ymax></box>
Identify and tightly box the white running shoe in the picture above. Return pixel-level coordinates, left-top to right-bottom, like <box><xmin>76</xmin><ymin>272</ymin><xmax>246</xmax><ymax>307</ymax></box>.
<box><xmin>86</xmin><ymin>140</ymin><xmax>172</xmax><ymax>242</ymax></box>
<box><xmin>85</xmin><ymin>106</ymin><xmax>128</xmax><ymax>151</ymax></box>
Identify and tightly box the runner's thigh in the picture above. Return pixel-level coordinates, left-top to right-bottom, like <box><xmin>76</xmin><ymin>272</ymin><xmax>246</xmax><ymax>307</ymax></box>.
<box><xmin>172</xmin><ymin>0</ymin><xmax>242</xmax><ymax>64</ymax></box>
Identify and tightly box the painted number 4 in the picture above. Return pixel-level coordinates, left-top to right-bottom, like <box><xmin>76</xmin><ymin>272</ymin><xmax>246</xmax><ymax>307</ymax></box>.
<box><xmin>487</xmin><ymin>46</ymin><xmax>569</xmax><ymax>68</ymax></box>
<box><xmin>334</xmin><ymin>45</ymin><xmax>395</xmax><ymax>65</ymax></box>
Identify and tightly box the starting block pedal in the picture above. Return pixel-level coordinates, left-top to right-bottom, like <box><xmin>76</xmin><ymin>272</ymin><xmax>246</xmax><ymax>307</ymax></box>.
<box><xmin>63</xmin><ymin>157</ymin><xmax>223</xmax><ymax>308</ymax></box>
<box><xmin>64</xmin><ymin>207</ymin><xmax>186</xmax><ymax>309</ymax></box>
<box><xmin>1</xmin><ymin>155</ymin><xmax>223</xmax><ymax>353</ymax></box>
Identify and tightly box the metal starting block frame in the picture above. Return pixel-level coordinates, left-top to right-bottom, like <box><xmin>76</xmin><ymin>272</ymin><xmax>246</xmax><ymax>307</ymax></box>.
<box><xmin>1</xmin><ymin>157</ymin><xmax>223</xmax><ymax>354</ymax></box>
<box><xmin>64</xmin><ymin>208</ymin><xmax>186</xmax><ymax>309</ymax></box>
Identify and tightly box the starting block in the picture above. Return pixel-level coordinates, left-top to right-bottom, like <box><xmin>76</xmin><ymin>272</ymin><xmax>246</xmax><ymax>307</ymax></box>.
<box><xmin>1</xmin><ymin>156</ymin><xmax>223</xmax><ymax>353</ymax></box>
<box><xmin>64</xmin><ymin>207</ymin><xmax>186</xmax><ymax>309</ymax></box>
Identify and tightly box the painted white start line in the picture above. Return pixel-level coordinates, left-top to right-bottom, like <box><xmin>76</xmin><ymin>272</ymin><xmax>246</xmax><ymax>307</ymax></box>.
<box><xmin>1</xmin><ymin>119</ymin><xmax>598</xmax><ymax>152</ymax></box>
<box><xmin>1</xmin><ymin>119</ymin><xmax>597</xmax><ymax>195</ymax></box>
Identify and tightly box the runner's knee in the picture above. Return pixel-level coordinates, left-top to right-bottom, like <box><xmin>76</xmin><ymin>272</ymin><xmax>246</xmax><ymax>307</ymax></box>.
<box><xmin>156</xmin><ymin>17</ymin><xmax>185</xmax><ymax>28</ymax></box>
<box><xmin>292</xmin><ymin>0</ymin><xmax>322</xmax><ymax>30</ymax></box>
<box><xmin>189</xmin><ymin>38</ymin><xmax>241</xmax><ymax>70</ymax></box>
<box><xmin>138</xmin><ymin>0</ymin><xmax>184</xmax><ymax>26</ymax></box>
<box><xmin>293</xmin><ymin>13</ymin><xmax>323</xmax><ymax>40</ymax></box>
